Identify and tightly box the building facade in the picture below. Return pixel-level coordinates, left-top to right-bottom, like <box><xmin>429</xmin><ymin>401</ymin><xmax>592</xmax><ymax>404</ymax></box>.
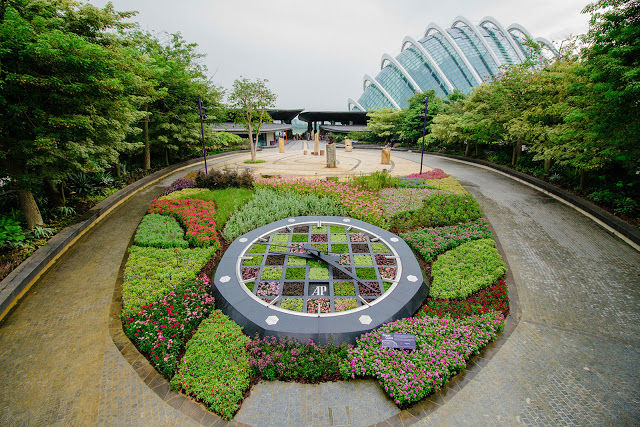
<box><xmin>349</xmin><ymin>16</ymin><xmax>558</xmax><ymax>112</ymax></box>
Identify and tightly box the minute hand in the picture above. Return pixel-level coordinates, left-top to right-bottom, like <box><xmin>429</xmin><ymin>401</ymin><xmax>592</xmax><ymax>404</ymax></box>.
<box><xmin>302</xmin><ymin>245</ymin><xmax>378</xmax><ymax>293</ymax></box>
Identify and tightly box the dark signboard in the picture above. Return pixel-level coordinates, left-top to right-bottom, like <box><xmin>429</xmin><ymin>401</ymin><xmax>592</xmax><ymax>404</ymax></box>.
<box><xmin>380</xmin><ymin>333</ymin><xmax>416</xmax><ymax>350</ymax></box>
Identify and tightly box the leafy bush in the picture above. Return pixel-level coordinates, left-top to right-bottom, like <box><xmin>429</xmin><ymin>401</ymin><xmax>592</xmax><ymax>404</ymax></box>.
<box><xmin>0</xmin><ymin>217</ymin><xmax>25</xmax><ymax>248</ymax></box>
<box><xmin>122</xmin><ymin>245</ymin><xmax>216</xmax><ymax>316</ymax></box>
<box><xmin>195</xmin><ymin>168</ymin><xmax>254</xmax><ymax>190</ymax></box>
<box><xmin>379</xmin><ymin>188</ymin><xmax>446</xmax><ymax>217</ymax></box>
<box><xmin>222</xmin><ymin>189</ymin><xmax>346</xmax><ymax>241</ymax></box>
<box><xmin>161</xmin><ymin>177</ymin><xmax>196</xmax><ymax>196</ymax></box>
<box><xmin>401</xmin><ymin>219</ymin><xmax>493</xmax><ymax>262</ymax></box>
<box><xmin>246</xmin><ymin>336</ymin><xmax>350</xmax><ymax>382</ymax></box>
<box><xmin>334</xmin><ymin>281</ymin><xmax>356</xmax><ymax>296</ymax></box>
<box><xmin>148</xmin><ymin>198</ymin><xmax>220</xmax><ymax>249</ymax></box>
<box><xmin>430</xmin><ymin>239</ymin><xmax>506</xmax><ymax>300</ymax></box>
<box><xmin>391</xmin><ymin>193</ymin><xmax>483</xmax><ymax>230</ymax></box>
<box><xmin>171</xmin><ymin>310</ymin><xmax>250</xmax><ymax>420</ymax></box>
<box><xmin>280</xmin><ymin>298</ymin><xmax>303</xmax><ymax>312</ymax></box>
<box><xmin>134</xmin><ymin>213</ymin><xmax>188</xmax><ymax>248</ymax></box>
<box><xmin>339</xmin><ymin>311</ymin><xmax>505</xmax><ymax>406</ymax></box>
<box><xmin>28</xmin><ymin>225</ymin><xmax>54</xmax><ymax>240</ymax></box>
<box><xmin>335</xmin><ymin>298</ymin><xmax>358</xmax><ymax>311</ymax></box>
<box><xmin>122</xmin><ymin>277</ymin><xmax>214</xmax><ymax>377</ymax></box>
<box><xmin>254</xmin><ymin>177</ymin><xmax>385</xmax><ymax>227</ymax></box>
<box><xmin>418</xmin><ymin>278</ymin><xmax>509</xmax><ymax>319</ymax></box>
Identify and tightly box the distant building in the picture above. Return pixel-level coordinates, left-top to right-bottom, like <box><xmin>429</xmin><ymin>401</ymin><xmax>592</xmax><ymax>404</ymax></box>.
<box><xmin>349</xmin><ymin>16</ymin><xmax>558</xmax><ymax>112</ymax></box>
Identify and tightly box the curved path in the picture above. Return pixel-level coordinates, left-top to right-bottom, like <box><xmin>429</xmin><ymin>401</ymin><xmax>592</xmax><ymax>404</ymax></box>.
<box><xmin>0</xmin><ymin>151</ymin><xmax>638</xmax><ymax>426</ymax></box>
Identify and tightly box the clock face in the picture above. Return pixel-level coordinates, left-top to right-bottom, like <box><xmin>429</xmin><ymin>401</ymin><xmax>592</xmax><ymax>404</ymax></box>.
<box><xmin>213</xmin><ymin>216</ymin><xmax>428</xmax><ymax>344</ymax></box>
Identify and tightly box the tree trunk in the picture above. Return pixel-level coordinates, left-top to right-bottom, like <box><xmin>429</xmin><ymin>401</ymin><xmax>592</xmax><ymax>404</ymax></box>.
<box><xmin>465</xmin><ymin>141</ymin><xmax>471</xmax><ymax>157</ymax></box>
<box><xmin>16</xmin><ymin>189</ymin><xmax>43</xmax><ymax>229</ymax></box>
<box><xmin>579</xmin><ymin>169</ymin><xmax>587</xmax><ymax>190</ymax></box>
<box><xmin>143</xmin><ymin>112</ymin><xmax>150</xmax><ymax>170</ymax></box>
<box><xmin>511</xmin><ymin>138</ymin><xmax>522</xmax><ymax>165</ymax></box>
<box><xmin>45</xmin><ymin>179</ymin><xmax>65</xmax><ymax>208</ymax></box>
<box><xmin>115</xmin><ymin>162</ymin><xmax>121</xmax><ymax>178</ymax></box>
<box><xmin>544</xmin><ymin>158</ymin><xmax>553</xmax><ymax>173</ymax></box>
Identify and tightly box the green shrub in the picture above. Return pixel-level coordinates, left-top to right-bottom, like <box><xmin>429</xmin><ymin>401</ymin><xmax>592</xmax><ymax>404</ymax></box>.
<box><xmin>0</xmin><ymin>216</ymin><xmax>25</xmax><ymax>248</ymax></box>
<box><xmin>430</xmin><ymin>239</ymin><xmax>506</xmax><ymax>300</ymax></box>
<box><xmin>133</xmin><ymin>213</ymin><xmax>189</xmax><ymax>249</ymax></box>
<box><xmin>334</xmin><ymin>282</ymin><xmax>356</xmax><ymax>296</ymax></box>
<box><xmin>170</xmin><ymin>311</ymin><xmax>250</xmax><ymax>420</ymax></box>
<box><xmin>222</xmin><ymin>189</ymin><xmax>345</xmax><ymax>241</ymax></box>
<box><xmin>280</xmin><ymin>298</ymin><xmax>303</xmax><ymax>312</ymax></box>
<box><xmin>391</xmin><ymin>193</ymin><xmax>483</xmax><ymax>230</ymax></box>
<box><xmin>242</xmin><ymin>255</ymin><xmax>263</xmax><ymax>266</ymax></box>
<box><xmin>287</xmin><ymin>256</ymin><xmax>306</xmax><ymax>265</ymax></box>
<box><xmin>194</xmin><ymin>168</ymin><xmax>254</xmax><ymax>190</ymax></box>
<box><xmin>291</xmin><ymin>234</ymin><xmax>309</xmax><ymax>243</ymax></box>
<box><xmin>260</xmin><ymin>266</ymin><xmax>282</xmax><ymax>280</ymax></box>
<box><xmin>353</xmin><ymin>254</ymin><xmax>373</xmax><ymax>265</ymax></box>
<box><xmin>330</xmin><ymin>234</ymin><xmax>348</xmax><ymax>242</ymax></box>
<box><xmin>285</xmin><ymin>267</ymin><xmax>306</xmax><ymax>279</ymax></box>
<box><xmin>309</xmin><ymin>267</ymin><xmax>329</xmax><ymax>280</ymax></box>
<box><xmin>330</xmin><ymin>244</ymin><xmax>348</xmax><ymax>253</ymax></box>
<box><xmin>122</xmin><ymin>246</ymin><xmax>216</xmax><ymax>316</ymax></box>
<box><xmin>356</xmin><ymin>267</ymin><xmax>377</xmax><ymax>280</ymax></box>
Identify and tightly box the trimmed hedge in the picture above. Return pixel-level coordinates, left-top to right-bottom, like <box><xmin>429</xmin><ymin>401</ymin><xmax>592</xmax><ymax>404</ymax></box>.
<box><xmin>133</xmin><ymin>213</ymin><xmax>188</xmax><ymax>249</ymax></box>
<box><xmin>430</xmin><ymin>239</ymin><xmax>507</xmax><ymax>300</ymax></box>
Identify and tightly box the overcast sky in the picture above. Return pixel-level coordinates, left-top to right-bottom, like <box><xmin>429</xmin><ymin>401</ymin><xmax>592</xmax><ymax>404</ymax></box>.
<box><xmin>88</xmin><ymin>0</ymin><xmax>591</xmax><ymax>111</ymax></box>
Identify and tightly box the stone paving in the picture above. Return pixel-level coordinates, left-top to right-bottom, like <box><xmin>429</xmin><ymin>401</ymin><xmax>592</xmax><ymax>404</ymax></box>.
<box><xmin>0</xmin><ymin>148</ymin><xmax>638</xmax><ymax>426</ymax></box>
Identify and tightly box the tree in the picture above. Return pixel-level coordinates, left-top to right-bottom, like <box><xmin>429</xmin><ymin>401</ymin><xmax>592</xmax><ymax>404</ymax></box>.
<box><xmin>0</xmin><ymin>0</ymin><xmax>153</xmax><ymax>227</ymax></box>
<box><xmin>367</xmin><ymin>108</ymin><xmax>403</xmax><ymax>144</ymax></box>
<box><xmin>228</xmin><ymin>78</ymin><xmax>276</xmax><ymax>161</ymax></box>
<box><xmin>398</xmin><ymin>90</ymin><xmax>447</xmax><ymax>145</ymax></box>
<box><xmin>133</xmin><ymin>31</ymin><xmax>224</xmax><ymax>168</ymax></box>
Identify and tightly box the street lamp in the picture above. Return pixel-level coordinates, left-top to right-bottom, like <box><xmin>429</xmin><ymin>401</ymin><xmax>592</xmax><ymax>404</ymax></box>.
<box><xmin>197</xmin><ymin>98</ymin><xmax>208</xmax><ymax>175</ymax></box>
<box><xmin>419</xmin><ymin>97</ymin><xmax>429</xmax><ymax>175</ymax></box>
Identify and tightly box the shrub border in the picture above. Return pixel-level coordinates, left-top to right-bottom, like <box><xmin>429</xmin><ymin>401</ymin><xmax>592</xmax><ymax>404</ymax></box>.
<box><xmin>0</xmin><ymin>150</ymin><xmax>248</xmax><ymax>321</ymax></box>
<box><xmin>348</xmin><ymin>145</ymin><xmax>640</xmax><ymax>250</ymax></box>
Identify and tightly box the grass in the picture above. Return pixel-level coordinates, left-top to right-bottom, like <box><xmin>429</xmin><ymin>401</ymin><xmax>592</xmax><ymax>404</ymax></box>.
<box><xmin>244</xmin><ymin>159</ymin><xmax>266</xmax><ymax>164</ymax></box>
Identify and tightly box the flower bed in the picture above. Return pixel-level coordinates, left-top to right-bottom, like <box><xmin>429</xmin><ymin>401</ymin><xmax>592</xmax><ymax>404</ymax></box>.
<box><xmin>170</xmin><ymin>310</ymin><xmax>250</xmax><ymax>420</ymax></box>
<box><xmin>160</xmin><ymin>177</ymin><xmax>197</xmax><ymax>196</ymax></box>
<box><xmin>123</xmin><ymin>276</ymin><xmax>214</xmax><ymax>377</ymax></box>
<box><xmin>133</xmin><ymin>213</ymin><xmax>189</xmax><ymax>249</ymax></box>
<box><xmin>391</xmin><ymin>193</ymin><xmax>483</xmax><ymax>230</ymax></box>
<box><xmin>149</xmin><ymin>198</ymin><xmax>221</xmax><ymax>250</ymax></box>
<box><xmin>254</xmin><ymin>177</ymin><xmax>386</xmax><ymax>227</ymax></box>
<box><xmin>419</xmin><ymin>278</ymin><xmax>509</xmax><ymax>318</ymax></box>
<box><xmin>407</xmin><ymin>168</ymin><xmax>449</xmax><ymax>180</ymax></box>
<box><xmin>122</xmin><ymin>245</ymin><xmax>216</xmax><ymax>316</ymax></box>
<box><xmin>379</xmin><ymin>188</ymin><xmax>446</xmax><ymax>217</ymax></box>
<box><xmin>247</xmin><ymin>336</ymin><xmax>350</xmax><ymax>382</ymax></box>
<box><xmin>401</xmin><ymin>219</ymin><xmax>493</xmax><ymax>262</ymax></box>
<box><xmin>307</xmin><ymin>298</ymin><xmax>331</xmax><ymax>313</ymax></box>
<box><xmin>339</xmin><ymin>311</ymin><xmax>505</xmax><ymax>406</ymax></box>
<box><xmin>430</xmin><ymin>239</ymin><xmax>507</xmax><ymax>299</ymax></box>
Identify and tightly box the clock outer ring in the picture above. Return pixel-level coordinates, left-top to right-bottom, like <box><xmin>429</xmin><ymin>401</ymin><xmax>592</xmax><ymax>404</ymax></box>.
<box><xmin>211</xmin><ymin>216</ymin><xmax>429</xmax><ymax>345</ymax></box>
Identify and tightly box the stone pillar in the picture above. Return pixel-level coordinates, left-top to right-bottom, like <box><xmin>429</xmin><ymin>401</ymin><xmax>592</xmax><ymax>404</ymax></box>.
<box><xmin>381</xmin><ymin>148</ymin><xmax>391</xmax><ymax>165</ymax></box>
<box><xmin>326</xmin><ymin>143</ymin><xmax>336</xmax><ymax>168</ymax></box>
<box><xmin>344</xmin><ymin>139</ymin><xmax>353</xmax><ymax>152</ymax></box>
<box><xmin>314</xmin><ymin>134</ymin><xmax>319</xmax><ymax>155</ymax></box>
<box><xmin>278</xmin><ymin>137</ymin><xmax>285</xmax><ymax>153</ymax></box>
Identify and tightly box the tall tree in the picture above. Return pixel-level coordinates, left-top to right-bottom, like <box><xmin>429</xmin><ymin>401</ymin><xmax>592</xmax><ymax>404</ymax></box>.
<box><xmin>398</xmin><ymin>90</ymin><xmax>447</xmax><ymax>145</ymax></box>
<box><xmin>0</xmin><ymin>0</ymin><xmax>153</xmax><ymax>227</ymax></box>
<box><xmin>133</xmin><ymin>31</ymin><xmax>224</xmax><ymax>168</ymax></box>
<box><xmin>366</xmin><ymin>108</ymin><xmax>403</xmax><ymax>144</ymax></box>
<box><xmin>228</xmin><ymin>77</ymin><xmax>276</xmax><ymax>161</ymax></box>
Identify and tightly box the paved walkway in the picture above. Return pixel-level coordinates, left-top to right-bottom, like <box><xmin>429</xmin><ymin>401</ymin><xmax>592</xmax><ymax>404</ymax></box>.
<box><xmin>0</xmin><ymin>150</ymin><xmax>638</xmax><ymax>426</ymax></box>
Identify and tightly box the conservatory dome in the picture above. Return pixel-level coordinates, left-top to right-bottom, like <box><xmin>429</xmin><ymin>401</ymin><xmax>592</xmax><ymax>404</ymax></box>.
<box><xmin>348</xmin><ymin>16</ymin><xmax>558</xmax><ymax>112</ymax></box>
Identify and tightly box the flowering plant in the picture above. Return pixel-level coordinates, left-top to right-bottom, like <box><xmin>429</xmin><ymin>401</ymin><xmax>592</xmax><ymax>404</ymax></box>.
<box><xmin>339</xmin><ymin>311</ymin><xmax>505</xmax><ymax>406</ymax></box>
<box><xmin>254</xmin><ymin>177</ymin><xmax>386</xmax><ymax>227</ymax></box>
<box><xmin>149</xmin><ymin>198</ymin><xmax>220</xmax><ymax>250</ymax></box>
<box><xmin>122</xmin><ymin>276</ymin><xmax>214</xmax><ymax>377</ymax></box>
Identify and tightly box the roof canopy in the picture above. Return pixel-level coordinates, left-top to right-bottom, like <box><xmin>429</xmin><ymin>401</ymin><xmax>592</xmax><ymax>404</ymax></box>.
<box><xmin>298</xmin><ymin>111</ymin><xmax>368</xmax><ymax>125</ymax></box>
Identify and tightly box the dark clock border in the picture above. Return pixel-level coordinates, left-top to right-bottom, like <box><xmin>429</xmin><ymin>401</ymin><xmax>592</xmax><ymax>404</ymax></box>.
<box><xmin>211</xmin><ymin>216</ymin><xmax>429</xmax><ymax>345</ymax></box>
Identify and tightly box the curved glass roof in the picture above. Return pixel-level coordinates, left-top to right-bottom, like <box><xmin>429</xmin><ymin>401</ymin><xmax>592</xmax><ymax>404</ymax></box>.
<box><xmin>351</xmin><ymin>16</ymin><xmax>556</xmax><ymax>111</ymax></box>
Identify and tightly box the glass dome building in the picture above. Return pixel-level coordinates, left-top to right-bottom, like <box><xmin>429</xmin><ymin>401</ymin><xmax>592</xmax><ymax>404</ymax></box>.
<box><xmin>348</xmin><ymin>16</ymin><xmax>558</xmax><ymax>112</ymax></box>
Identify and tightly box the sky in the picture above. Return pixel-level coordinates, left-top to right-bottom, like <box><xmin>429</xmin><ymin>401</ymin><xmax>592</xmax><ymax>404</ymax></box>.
<box><xmin>89</xmin><ymin>0</ymin><xmax>591</xmax><ymax>111</ymax></box>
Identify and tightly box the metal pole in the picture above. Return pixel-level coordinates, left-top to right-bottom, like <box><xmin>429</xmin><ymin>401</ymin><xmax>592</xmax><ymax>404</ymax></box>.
<box><xmin>198</xmin><ymin>98</ymin><xmax>208</xmax><ymax>175</ymax></box>
<box><xmin>420</xmin><ymin>98</ymin><xmax>429</xmax><ymax>174</ymax></box>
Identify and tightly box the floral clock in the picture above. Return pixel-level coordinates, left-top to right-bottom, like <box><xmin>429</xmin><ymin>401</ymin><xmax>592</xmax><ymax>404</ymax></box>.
<box><xmin>212</xmin><ymin>216</ymin><xmax>428</xmax><ymax>344</ymax></box>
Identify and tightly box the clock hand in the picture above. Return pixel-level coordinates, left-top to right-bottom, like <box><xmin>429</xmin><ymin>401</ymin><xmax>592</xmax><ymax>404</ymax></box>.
<box><xmin>267</xmin><ymin>250</ymin><xmax>317</xmax><ymax>260</ymax></box>
<box><xmin>302</xmin><ymin>245</ymin><xmax>378</xmax><ymax>294</ymax></box>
